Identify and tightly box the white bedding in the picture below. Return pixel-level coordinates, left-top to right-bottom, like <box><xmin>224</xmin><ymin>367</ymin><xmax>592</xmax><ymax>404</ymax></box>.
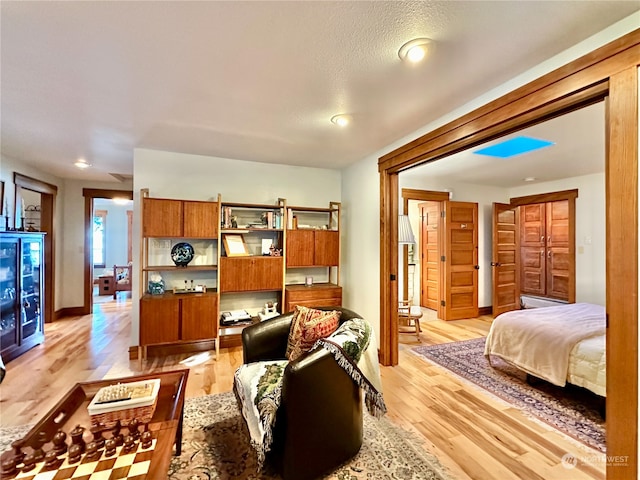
<box><xmin>485</xmin><ymin>303</ymin><xmax>606</xmax><ymax>397</ymax></box>
<box><xmin>567</xmin><ymin>334</ymin><xmax>606</xmax><ymax>397</ymax></box>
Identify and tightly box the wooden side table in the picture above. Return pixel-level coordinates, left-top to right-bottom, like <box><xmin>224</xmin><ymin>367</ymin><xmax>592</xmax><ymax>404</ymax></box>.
<box><xmin>98</xmin><ymin>275</ymin><xmax>115</xmax><ymax>296</ymax></box>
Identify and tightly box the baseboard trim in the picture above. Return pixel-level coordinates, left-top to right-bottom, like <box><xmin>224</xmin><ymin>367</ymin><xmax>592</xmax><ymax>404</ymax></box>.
<box><xmin>478</xmin><ymin>306</ymin><xmax>493</xmax><ymax>316</ymax></box>
<box><xmin>55</xmin><ymin>307</ymin><xmax>89</xmax><ymax>320</ymax></box>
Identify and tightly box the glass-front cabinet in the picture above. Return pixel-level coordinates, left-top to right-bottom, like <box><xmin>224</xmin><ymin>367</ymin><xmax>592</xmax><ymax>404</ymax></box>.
<box><xmin>0</xmin><ymin>232</ymin><xmax>45</xmax><ymax>362</ymax></box>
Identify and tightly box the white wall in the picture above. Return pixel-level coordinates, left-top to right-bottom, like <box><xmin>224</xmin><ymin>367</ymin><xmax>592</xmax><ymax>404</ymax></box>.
<box><xmin>132</xmin><ymin>148</ymin><xmax>342</xmax><ymax>345</ymax></box>
<box><xmin>0</xmin><ymin>155</ymin><xmax>65</xmax><ymax>310</ymax></box>
<box><xmin>93</xmin><ymin>199</ymin><xmax>132</xmax><ymax>277</ymax></box>
<box><xmin>60</xmin><ymin>179</ymin><xmax>133</xmax><ymax>308</ymax></box>
<box><xmin>341</xmin><ymin>15</ymin><xmax>637</xmax><ymax>345</ymax></box>
<box><xmin>510</xmin><ymin>173</ymin><xmax>605</xmax><ymax>306</ymax></box>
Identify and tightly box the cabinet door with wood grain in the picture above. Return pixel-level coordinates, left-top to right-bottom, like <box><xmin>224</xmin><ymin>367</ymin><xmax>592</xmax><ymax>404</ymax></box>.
<box><xmin>286</xmin><ymin>230</ymin><xmax>314</xmax><ymax>267</ymax></box>
<box><xmin>314</xmin><ymin>230</ymin><xmax>339</xmax><ymax>266</ymax></box>
<box><xmin>183</xmin><ymin>201</ymin><xmax>219</xmax><ymax>238</ymax></box>
<box><xmin>220</xmin><ymin>257</ymin><xmax>283</xmax><ymax>292</ymax></box>
<box><xmin>140</xmin><ymin>297</ymin><xmax>180</xmax><ymax>345</ymax></box>
<box><xmin>181</xmin><ymin>294</ymin><xmax>218</xmax><ymax>341</ymax></box>
<box><xmin>143</xmin><ymin>198</ymin><xmax>183</xmax><ymax>237</ymax></box>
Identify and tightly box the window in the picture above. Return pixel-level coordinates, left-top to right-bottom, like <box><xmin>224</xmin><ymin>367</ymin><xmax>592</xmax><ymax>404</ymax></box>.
<box><xmin>93</xmin><ymin>210</ymin><xmax>107</xmax><ymax>268</ymax></box>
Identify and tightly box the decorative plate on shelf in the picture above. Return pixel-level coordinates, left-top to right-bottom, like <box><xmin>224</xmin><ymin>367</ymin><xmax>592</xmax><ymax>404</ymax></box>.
<box><xmin>171</xmin><ymin>242</ymin><xmax>194</xmax><ymax>267</ymax></box>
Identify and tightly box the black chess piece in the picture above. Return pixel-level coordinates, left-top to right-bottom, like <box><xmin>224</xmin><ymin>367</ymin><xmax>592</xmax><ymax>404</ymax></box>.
<box><xmin>32</xmin><ymin>431</ymin><xmax>47</xmax><ymax>462</ymax></box>
<box><xmin>21</xmin><ymin>452</ymin><xmax>36</xmax><ymax>473</ymax></box>
<box><xmin>84</xmin><ymin>441</ymin><xmax>101</xmax><ymax>461</ymax></box>
<box><xmin>70</xmin><ymin>424</ymin><xmax>86</xmax><ymax>454</ymax></box>
<box><xmin>123</xmin><ymin>435</ymin><xmax>136</xmax><ymax>454</ymax></box>
<box><xmin>90</xmin><ymin>424</ymin><xmax>106</xmax><ymax>449</ymax></box>
<box><xmin>43</xmin><ymin>450</ymin><xmax>62</xmax><ymax>470</ymax></box>
<box><xmin>68</xmin><ymin>443</ymin><xmax>82</xmax><ymax>464</ymax></box>
<box><xmin>128</xmin><ymin>418</ymin><xmax>140</xmax><ymax>440</ymax></box>
<box><xmin>10</xmin><ymin>438</ymin><xmax>25</xmax><ymax>466</ymax></box>
<box><xmin>104</xmin><ymin>438</ymin><xmax>117</xmax><ymax>457</ymax></box>
<box><xmin>141</xmin><ymin>430</ymin><xmax>153</xmax><ymax>450</ymax></box>
<box><xmin>112</xmin><ymin>420</ymin><xmax>124</xmax><ymax>447</ymax></box>
<box><xmin>1</xmin><ymin>456</ymin><xmax>17</xmax><ymax>476</ymax></box>
<box><xmin>52</xmin><ymin>429</ymin><xmax>68</xmax><ymax>455</ymax></box>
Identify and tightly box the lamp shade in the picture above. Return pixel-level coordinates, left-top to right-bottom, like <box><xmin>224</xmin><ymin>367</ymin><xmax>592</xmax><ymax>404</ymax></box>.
<box><xmin>398</xmin><ymin>215</ymin><xmax>416</xmax><ymax>244</ymax></box>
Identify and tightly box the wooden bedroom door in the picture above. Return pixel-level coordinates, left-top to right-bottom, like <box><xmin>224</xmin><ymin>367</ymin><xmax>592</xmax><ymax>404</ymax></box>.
<box><xmin>419</xmin><ymin>201</ymin><xmax>440</xmax><ymax>310</ymax></box>
<box><xmin>545</xmin><ymin>199</ymin><xmax>572</xmax><ymax>300</ymax></box>
<box><xmin>520</xmin><ymin>203</ymin><xmax>546</xmax><ymax>296</ymax></box>
<box><xmin>440</xmin><ymin>201</ymin><xmax>478</xmax><ymax>321</ymax></box>
<box><xmin>492</xmin><ymin>203</ymin><xmax>520</xmax><ymax>316</ymax></box>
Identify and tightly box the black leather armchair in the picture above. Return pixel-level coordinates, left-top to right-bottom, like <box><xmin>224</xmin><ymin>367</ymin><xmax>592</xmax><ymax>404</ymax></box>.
<box><xmin>241</xmin><ymin>307</ymin><xmax>364</xmax><ymax>480</ymax></box>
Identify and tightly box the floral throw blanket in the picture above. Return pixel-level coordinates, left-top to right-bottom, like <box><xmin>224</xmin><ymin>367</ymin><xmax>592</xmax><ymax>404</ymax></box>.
<box><xmin>314</xmin><ymin>317</ymin><xmax>387</xmax><ymax>418</ymax></box>
<box><xmin>233</xmin><ymin>318</ymin><xmax>387</xmax><ymax>467</ymax></box>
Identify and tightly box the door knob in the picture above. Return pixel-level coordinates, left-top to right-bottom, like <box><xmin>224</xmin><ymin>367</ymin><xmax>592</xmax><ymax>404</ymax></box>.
<box><xmin>474</xmin><ymin>265</ymin><xmax>480</xmax><ymax>269</ymax></box>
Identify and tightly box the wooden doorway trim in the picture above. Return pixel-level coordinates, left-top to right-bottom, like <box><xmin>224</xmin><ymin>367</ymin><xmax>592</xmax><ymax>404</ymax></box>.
<box><xmin>379</xmin><ymin>31</ymin><xmax>638</xmax><ymax>479</ymax></box>
<box><xmin>13</xmin><ymin>173</ymin><xmax>57</xmax><ymax>325</ymax></box>
<box><xmin>400</xmin><ymin>189</ymin><xmax>449</xmax><ymax>303</ymax></box>
<box><xmin>82</xmin><ymin>189</ymin><xmax>134</xmax><ymax>314</ymax></box>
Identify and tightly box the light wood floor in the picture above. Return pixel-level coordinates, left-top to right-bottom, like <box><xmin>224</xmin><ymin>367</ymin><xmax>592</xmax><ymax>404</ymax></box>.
<box><xmin>0</xmin><ymin>301</ymin><xmax>604</xmax><ymax>479</ymax></box>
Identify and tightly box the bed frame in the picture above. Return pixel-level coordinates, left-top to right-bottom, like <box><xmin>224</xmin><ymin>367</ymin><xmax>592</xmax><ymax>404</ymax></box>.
<box><xmin>113</xmin><ymin>264</ymin><xmax>132</xmax><ymax>299</ymax></box>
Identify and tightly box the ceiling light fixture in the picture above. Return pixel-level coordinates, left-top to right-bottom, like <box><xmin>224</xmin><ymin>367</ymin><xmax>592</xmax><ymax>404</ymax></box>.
<box><xmin>74</xmin><ymin>159</ymin><xmax>91</xmax><ymax>169</ymax></box>
<box><xmin>398</xmin><ymin>38</ymin><xmax>432</xmax><ymax>63</ymax></box>
<box><xmin>523</xmin><ymin>177</ymin><xmax>537</xmax><ymax>182</ymax></box>
<box><xmin>330</xmin><ymin>114</ymin><xmax>352</xmax><ymax>127</ymax></box>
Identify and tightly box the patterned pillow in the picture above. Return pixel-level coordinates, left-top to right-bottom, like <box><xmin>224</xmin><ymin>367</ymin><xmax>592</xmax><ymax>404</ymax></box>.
<box><xmin>286</xmin><ymin>306</ymin><xmax>341</xmax><ymax>361</ymax></box>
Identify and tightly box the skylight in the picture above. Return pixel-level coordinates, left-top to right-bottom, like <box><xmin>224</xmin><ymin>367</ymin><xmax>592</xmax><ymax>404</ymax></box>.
<box><xmin>473</xmin><ymin>136</ymin><xmax>554</xmax><ymax>158</ymax></box>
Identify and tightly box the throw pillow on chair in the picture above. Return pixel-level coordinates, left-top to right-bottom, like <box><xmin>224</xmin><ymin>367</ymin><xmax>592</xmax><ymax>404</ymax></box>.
<box><xmin>285</xmin><ymin>306</ymin><xmax>341</xmax><ymax>361</ymax></box>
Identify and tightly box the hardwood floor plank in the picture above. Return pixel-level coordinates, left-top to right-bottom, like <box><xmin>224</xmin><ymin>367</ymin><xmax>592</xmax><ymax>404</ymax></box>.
<box><xmin>0</xmin><ymin>302</ymin><xmax>605</xmax><ymax>479</ymax></box>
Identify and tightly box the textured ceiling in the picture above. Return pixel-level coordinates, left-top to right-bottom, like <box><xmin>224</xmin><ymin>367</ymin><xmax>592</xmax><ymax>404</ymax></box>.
<box><xmin>1</xmin><ymin>1</ymin><xmax>638</xmax><ymax>182</ymax></box>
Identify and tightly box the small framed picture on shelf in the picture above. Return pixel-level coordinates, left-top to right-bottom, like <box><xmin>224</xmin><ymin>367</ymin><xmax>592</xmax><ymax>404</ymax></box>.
<box><xmin>223</xmin><ymin>234</ymin><xmax>250</xmax><ymax>257</ymax></box>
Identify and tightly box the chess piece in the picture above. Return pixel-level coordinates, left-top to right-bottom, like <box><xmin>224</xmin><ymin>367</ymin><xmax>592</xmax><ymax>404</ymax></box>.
<box><xmin>43</xmin><ymin>450</ymin><xmax>62</xmax><ymax>470</ymax></box>
<box><xmin>104</xmin><ymin>438</ymin><xmax>117</xmax><ymax>457</ymax></box>
<box><xmin>90</xmin><ymin>424</ymin><xmax>106</xmax><ymax>449</ymax></box>
<box><xmin>10</xmin><ymin>438</ymin><xmax>25</xmax><ymax>466</ymax></box>
<box><xmin>140</xmin><ymin>430</ymin><xmax>152</xmax><ymax>449</ymax></box>
<box><xmin>32</xmin><ymin>431</ymin><xmax>47</xmax><ymax>462</ymax></box>
<box><xmin>123</xmin><ymin>435</ymin><xmax>136</xmax><ymax>454</ymax></box>
<box><xmin>112</xmin><ymin>420</ymin><xmax>124</xmax><ymax>447</ymax></box>
<box><xmin>21</xmin><ymin>452</ymin><xmax>36</xmax><ymax>473</ymax></box>
<box><xmin>84</xmin><ymin>441</ymin><xmax>101</xmax><ymax>461</ymax></box>
<box><xmin>52</xmin><ymin>429</ymin><xmax>68</xmax><ymax>455</ymax></box>
<box><xmin>128</xmin><ymin>418</ymin><xmax>140</xmax><ymax>440</ymax></box>
<box><xmin>70</xmin><ymin>424</ymin><xmax>86</xmax><ymax>454</ymax></box>
<box><xmin>68</xmin><ymin>443</ymin><xmax>82</xmax><ymax>464</ymax></box>
<box><xmin>1</xmin><ymin>456</ymin><xmax>17</xmax><ymax>476</ymax></box>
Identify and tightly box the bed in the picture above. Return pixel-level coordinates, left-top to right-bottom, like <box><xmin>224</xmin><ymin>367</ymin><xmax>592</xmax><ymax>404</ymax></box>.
<box><xmin>113</xmin><ymin>264</ymin><xmax>132</xmax><ymax>299</ymax></box>
<box><xmin>484</xmin><ymin>302</ymin><xmax>606</xmax><ymax>397</ymax></box>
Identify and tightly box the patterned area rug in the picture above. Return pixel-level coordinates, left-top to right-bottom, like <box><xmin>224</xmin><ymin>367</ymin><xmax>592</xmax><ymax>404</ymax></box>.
<box><xmin>0</xmin><ymin>392</ymin><xmax>453</xmax><ymax>480</ymax></box>
<box><xmin>412</xmin><ymin>337</ymin><xmax>605</xmax><ymax>452</ymax></box>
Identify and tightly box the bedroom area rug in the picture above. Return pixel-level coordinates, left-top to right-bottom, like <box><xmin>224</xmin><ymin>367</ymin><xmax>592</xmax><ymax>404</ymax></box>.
<box><xmin>412</xmin><ymin>337</ymin><xmax>605</xmax><ymax>453</ymax></box>
<box><xmin>0</xmin><ymin>391</ymin><xmax>453</xmax><ymax>480</ymax></box>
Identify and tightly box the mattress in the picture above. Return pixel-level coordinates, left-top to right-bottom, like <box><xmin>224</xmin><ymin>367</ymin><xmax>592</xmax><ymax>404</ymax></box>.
<box><xmin>567</xmin><ymin>334</ymin><xmax>606</xmax><ymax>397</ymax></box>
<box><xmin>485</xmin><ymin>302</ymin><xmax>606</xmax><ymax>397</ymax></box>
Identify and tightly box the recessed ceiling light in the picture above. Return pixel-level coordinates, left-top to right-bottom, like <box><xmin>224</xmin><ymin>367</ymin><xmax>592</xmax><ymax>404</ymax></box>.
<box><xmin>473</xmin><ymin>136</ymin><xmax>554</xmax><ymax>159</ymax></box>
<box><xmin>331</xmin><ymin>114</ymin><xmax>352</xmax><ymax>127</ymax></box>
<box><xmin>398</xmin><ymin>38</ymin><xmax>432</xmax><ymax>63</ymax></box>
<box><xmin>524</xmin><ymin>177</ymin><xmax>536</xmax><ymax>182</ymax></box>
<box><xmin>74</xmin><ymin>159</ymin><xmax>91</xmax><ymax>169</ymax></box>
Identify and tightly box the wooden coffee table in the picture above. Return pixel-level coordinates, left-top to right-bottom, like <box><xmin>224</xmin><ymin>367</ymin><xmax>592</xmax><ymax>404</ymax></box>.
<box><xmin>0</xmin><ymin>369</ymin><xmax>189</xmax><ymax>479</ymax></box>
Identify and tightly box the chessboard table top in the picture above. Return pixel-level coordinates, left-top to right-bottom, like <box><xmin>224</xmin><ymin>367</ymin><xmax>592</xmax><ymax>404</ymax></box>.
<box><xmin>1</xmin><ymin>369</ymin><xmax>189</xmax><ymax>479</ymax></box>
